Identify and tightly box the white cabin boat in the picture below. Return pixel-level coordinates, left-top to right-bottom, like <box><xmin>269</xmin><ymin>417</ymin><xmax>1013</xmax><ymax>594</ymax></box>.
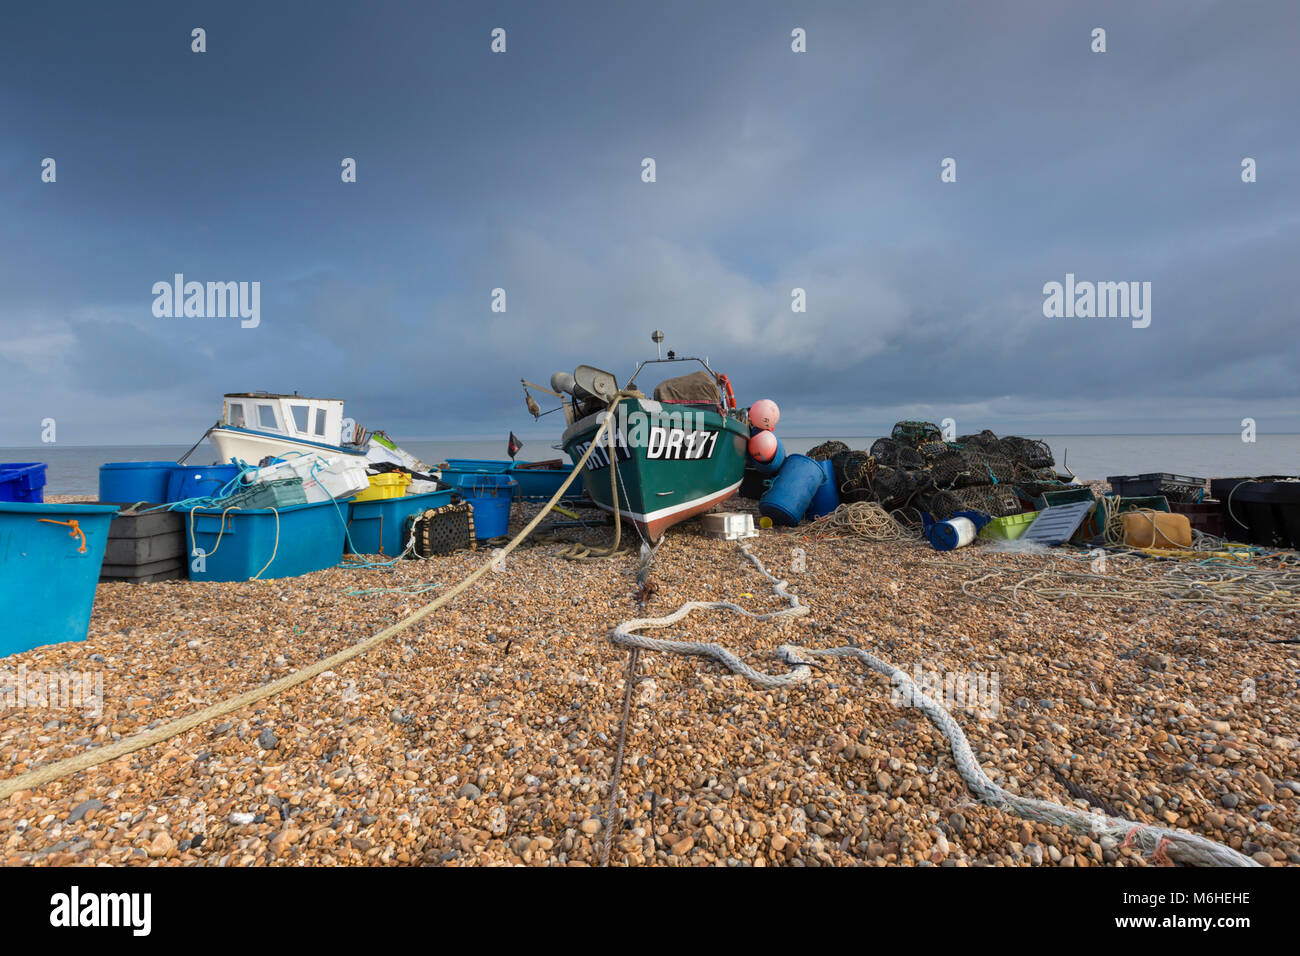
<box><xmin>209</xmin><ymin>393</ymin><xmax>366</xmax><ymax>464</ymax></box>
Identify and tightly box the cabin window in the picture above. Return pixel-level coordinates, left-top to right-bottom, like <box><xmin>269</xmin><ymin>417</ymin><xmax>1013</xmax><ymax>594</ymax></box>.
<box><xmin>314</xmin><ymin>409</ymin><xmax>327</xmax><ymax>437</ymax></box>
<box><xmin>289</xmin><ymin>404</ymin><xmax>310</xmax><ymax>434</ymax></box>
<box><xmin>226</xmin><ymin>402</ymin><xmax>245</xmax><ymax>427</ymax></box>
<box><xmin>257</xmin><ymin>404</ymin><xmax>279</xmax><ymax>429</ymax></box>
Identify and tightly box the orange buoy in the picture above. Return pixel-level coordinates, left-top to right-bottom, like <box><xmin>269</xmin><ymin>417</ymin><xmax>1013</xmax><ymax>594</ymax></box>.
<box><xmin>750</xmin><ymin>399</ymin><xmax>780</xmax><ymax>431</ymax></box>
<box><xmin>748</xmin><ymin>429</ymin><xmax>780</xmax><ymax>463</ymax></box>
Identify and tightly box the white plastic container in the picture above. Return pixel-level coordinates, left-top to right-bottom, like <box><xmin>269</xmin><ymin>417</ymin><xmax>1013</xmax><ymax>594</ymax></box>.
<box><xmin>250</xmin><ymin>453</ymin><xmax>369</xmax><ymax>502</ymax></box>
<box><xmin>701</xmin><ymin>512</ymin><xmax>758</xmax><ymax>540</ymax></box>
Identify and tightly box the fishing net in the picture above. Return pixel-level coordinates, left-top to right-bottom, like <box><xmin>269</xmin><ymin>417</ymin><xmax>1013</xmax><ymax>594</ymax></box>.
<box><xmin>807</xmin><ymin>440</ymin><xmax>850</xmax><ymax>461</ymax></box>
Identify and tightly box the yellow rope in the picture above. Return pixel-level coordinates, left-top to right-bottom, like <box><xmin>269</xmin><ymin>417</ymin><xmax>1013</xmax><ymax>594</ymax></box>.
<box><xmin>0</xmin><ymin>400</ymin><xmax>625</xmax><ymax>800</ymax></box>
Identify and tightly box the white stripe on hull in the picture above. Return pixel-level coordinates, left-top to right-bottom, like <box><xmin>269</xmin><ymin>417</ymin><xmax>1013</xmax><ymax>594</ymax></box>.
<box><xmin>594</xmin><ymin>480</ymin><xmax>743</xmax><ymax>539</ymax></box>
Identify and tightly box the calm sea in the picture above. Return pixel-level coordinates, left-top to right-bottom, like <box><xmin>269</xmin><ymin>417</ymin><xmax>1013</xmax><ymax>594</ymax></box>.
<box><xmin>4</xmin><ymin>434</ymin><xmax>1296</xmax><ymax>495</ymax></box>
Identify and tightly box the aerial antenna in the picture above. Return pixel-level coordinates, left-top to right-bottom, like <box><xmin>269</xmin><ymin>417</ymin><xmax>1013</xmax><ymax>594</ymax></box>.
<box><xmin>651</xmin><ymin>329</ymin><xmax>664</xmax><ymax>359</ymax></box>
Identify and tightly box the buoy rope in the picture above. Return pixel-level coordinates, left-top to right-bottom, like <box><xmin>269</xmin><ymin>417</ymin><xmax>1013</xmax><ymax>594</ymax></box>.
<box><xmin>606</xmin><ymin>539</ymin><xmax>1258</xmax><ymax>867</ymax></box>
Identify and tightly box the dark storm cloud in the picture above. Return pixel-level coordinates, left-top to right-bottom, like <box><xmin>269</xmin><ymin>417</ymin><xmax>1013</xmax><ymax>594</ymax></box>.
<box><xmin>1</xmin><ymin>0</ymin><xmax>1296</xmax><ymax>445</ymax></box>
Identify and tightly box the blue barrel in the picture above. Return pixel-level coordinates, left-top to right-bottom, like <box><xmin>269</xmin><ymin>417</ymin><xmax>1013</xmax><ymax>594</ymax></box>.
<box><xmin>99</xmin><ymin>461</ymin><xmax>181</xmax><ymax>504</ymax></box>
<box><xmin>0</xmin><ymin>501</ymin><xmax>120</xmax><ymax>655</ymax></box>
<box><xmin>759</xmin><ymin>454</ymin><xmax>825</xmax><ymax>526</ymax></box>
<box><xmin>462</xmin><ymin>475</ymin><xmax>518</xmax><ymax>538</ymax></box>
<box><xmin>805</xmin><ymin>458</ymin><xmax>840</xmax><ymax>519</ymax></box>
<box><xmin>167</xmin><ymin>464</ymin><xmax>243</xmax><ymax>503</ymax></box>
<box><xmin>750</xmin><ymin>436</ymin><xmax>787</xmax><ymax>476</ymax></box>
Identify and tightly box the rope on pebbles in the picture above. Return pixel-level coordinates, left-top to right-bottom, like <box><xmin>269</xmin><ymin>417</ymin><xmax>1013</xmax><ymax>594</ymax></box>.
<box><xmin>609</xmin><ymin>538</ymin><xmax>1259</xmax><ymax>867</ymax></box>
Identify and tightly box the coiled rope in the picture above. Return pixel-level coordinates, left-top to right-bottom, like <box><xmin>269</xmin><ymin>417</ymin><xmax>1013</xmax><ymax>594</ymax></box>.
<box><xmin>0</xmin><ymin>397</ymin><xmax>629</xmax><ymax>801</ymax></box>
<box><xmin>607</xmin><ymin>539</ymin><xmax>1258</xmax><ymax>867</ymax></box>
<box><xmin>814</xmin><ymin>501</ymin><xmax>920</xmax><ymax>541</ymax></box>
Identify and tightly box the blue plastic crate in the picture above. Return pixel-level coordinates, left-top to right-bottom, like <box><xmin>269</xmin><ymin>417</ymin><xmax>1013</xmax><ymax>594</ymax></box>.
<box><xmin>184</xmin><ymin>499</ymin><xmax>346</xmax><ymax>581</ymax></box>
<box><xmin>0</xmin><ymin>462</ymin><xmax>48</xmax><ymax>503</ymax></box>
<box><xmin>345</xmin><ymin>489</ymin><xmax>454</xmax><ymax>556</ymax></box>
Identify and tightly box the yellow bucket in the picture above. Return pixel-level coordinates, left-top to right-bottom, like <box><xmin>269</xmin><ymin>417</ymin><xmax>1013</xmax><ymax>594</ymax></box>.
<box><xmin>354</xmin><ymin>472</ymin><xmax>410</xmax><ymax>502</ymax></box>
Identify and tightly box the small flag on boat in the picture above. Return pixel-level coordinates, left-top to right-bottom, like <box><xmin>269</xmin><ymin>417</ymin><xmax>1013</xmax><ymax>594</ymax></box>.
<box><xmin>507</xmin><ymin>432</ymin><xmax>523</xmax><ymax>459</ymax></box>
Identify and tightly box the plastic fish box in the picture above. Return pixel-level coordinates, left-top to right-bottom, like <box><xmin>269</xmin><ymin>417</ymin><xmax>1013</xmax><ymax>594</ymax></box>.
<box><xmin>184</xmin><ymin>499</ymin><xmax>346</xmax><ymax>581</ymax></box>
<box><xmin>978</xmin><ymin>510</ymin><xmax>1040</xmax><ymax>541</ymax></box>
<box><xmin>0</xmin><ymin>462</ymin><xmax>47</xmax><ymax>503</ymax></box>
<box><xmin>81</xmin><ymin>504</ymin><xmax>188</xmax><ymax>582</ymax></box>
<box><xmin>346</xmin><ymin>489</ymin><xmax>455</xmax><ymax>556</ymax></box>
<box><xmin>701</xmin><ymin>512</ymin><xmax>758</xmax><ymax>540</ymax></box>
<box><xmin>1107</xmin><ymin>473</ymin><xmax>1205</xmax><ymax>503</ymax></box>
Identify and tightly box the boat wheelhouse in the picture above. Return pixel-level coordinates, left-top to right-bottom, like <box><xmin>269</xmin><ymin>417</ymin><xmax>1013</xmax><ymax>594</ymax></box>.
<box><xmin>209</xmin><ymin>392</ymin><xmax>365</xmax><ymax>464</ymax></box>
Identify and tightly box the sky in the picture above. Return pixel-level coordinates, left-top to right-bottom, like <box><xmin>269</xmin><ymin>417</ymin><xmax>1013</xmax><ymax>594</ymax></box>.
<box><xmin>1</xmin><ymin>0</ymin><xmax>1297</xmax><ymax>446</ymax></box>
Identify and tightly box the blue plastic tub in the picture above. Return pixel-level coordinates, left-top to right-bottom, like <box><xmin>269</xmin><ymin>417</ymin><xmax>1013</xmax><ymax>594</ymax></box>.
<box><xmin>0</xmin><ymin>501</ymin><xmax>120</xmax><ymax>656</ymax></box>
<box><xmin>168</xmin><ymin>464</ymin><xmax>243</xmax><ymax>503</ymax></box>
<box><xmin>444</xmin><ymin>458</ymin><xmax>513</xmax><ymax>474</ymax></box>
<box><xmin>0</xmin><ymin>463</ymin><xmax>48</xmax><ymax>503</ymax></box>
<box><xmin>460</xmin><ymin>475</ymin><xmax>517</xmax><ymax>539</ymax></box>
<box><xmin>759</xmin><ymin>454</ymin><xmax>825</xmax><ymax>526</ymax></box>
<box><xmin>184</xmin><ymin>499</ymin><xmax>346</xmax><ymax>581</ymax></box>
<box><xmin>805</xmin><ymin>458</ymin><xmax>840</xmax><ymax>520</ymax></box>
<box><xmin>750</xmin><ymin>436</ymin><xmax>787</xmax><ymax>476</ymax></box>
<box><xmin>346</xmin><ymin>489</ymin><xmax>454</xmax><ymax>556</ymax></box>
<box><xmin>441</xmin><ymin>462</ymin><xmax>577</xmax><ymax>501</ymax></box>
<box><xmin>99</xmin><ymin>461</ymin><xmax>182</xmax><ymax>504</ymax></box>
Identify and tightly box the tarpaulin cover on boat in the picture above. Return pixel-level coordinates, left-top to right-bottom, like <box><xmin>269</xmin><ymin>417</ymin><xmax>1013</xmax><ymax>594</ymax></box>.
<box><xmin>653</xmin><ymin>370</ymin><xmax>719</xmax><ymax>405</ymax></box>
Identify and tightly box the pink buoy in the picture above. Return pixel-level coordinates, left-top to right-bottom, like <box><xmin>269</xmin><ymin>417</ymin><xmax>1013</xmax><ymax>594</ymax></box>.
<box><xmin>750</xmin><ymin>399</ymin><xmax>780</xmax><ymax>431</ymax></box>
<box><xmin>748</xmin><ymin>429</ymin><xmax>779</xmax><ymax>463</ymax></box>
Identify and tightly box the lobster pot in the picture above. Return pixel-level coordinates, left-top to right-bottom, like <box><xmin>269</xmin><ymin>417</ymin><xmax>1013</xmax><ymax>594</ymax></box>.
<box><xmin>759</xmin><ymin>454</ymin><xmax>825</xmax><ymax>526</ymax></box>
<box><xmin>405</xmin><ymin>502</ymin><xmax>476</xmax><ymax>557</ymax></box>
<box><xmin>805</xmin><ymin>458</ymin><xmax>840</xmax><ymax>519</ymax></box>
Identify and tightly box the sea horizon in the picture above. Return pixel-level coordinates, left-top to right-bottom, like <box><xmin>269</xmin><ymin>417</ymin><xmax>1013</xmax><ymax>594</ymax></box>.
<box><xmin>6</xmin><ymin>433</ymin><xmax>1296</xmax><ymax>495</ymax></box>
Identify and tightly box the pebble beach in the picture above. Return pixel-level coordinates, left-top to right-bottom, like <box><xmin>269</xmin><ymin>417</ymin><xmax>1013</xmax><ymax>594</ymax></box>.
<box><xmin>1</xmin><ymin>496</ymin><xmax>1297</xmax><ymax>867</ymax></box>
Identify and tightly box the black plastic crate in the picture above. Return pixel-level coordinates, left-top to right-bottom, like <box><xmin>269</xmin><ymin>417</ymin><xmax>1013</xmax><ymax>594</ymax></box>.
<box><xmin>1106</xmin><ymin>473</ymin><xmax>1205</xmax><ymax>503</ymax></box>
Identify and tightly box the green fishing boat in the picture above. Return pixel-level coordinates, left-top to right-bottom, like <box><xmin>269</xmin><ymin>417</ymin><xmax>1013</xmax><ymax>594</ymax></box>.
<box><xmin>547</xmin><ymin>335</ymin><xmax>749</xmax><ymax>540</ymax></box>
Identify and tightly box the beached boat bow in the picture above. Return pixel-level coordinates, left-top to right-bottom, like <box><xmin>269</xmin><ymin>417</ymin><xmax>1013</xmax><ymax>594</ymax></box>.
<box><xmin>551</xmin><ymin>339</ymin><xmax>748</xmax><ymax>540</ymax></box>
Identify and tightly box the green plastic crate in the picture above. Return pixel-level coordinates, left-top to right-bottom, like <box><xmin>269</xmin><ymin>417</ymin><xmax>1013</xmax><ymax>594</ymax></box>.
<box><xmin>225</xmin><ymin>477</ymin><xmax>308</xmax><ymax>510</ymax></box>
<box><xmin>979</xmin><ymin>510</ymin><xmax>1040</xmax><ymax>541</ymax></box>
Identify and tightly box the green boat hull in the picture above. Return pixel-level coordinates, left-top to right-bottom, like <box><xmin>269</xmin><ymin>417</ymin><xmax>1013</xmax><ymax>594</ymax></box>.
<box><xmin>561</xmin><ymin>399</ymin><xmax>748</xmax><ymax>539</ymax></box>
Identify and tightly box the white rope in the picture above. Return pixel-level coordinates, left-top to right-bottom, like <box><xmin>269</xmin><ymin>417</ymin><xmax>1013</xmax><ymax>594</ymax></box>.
<box><xmin>607</xmin><ymin>539</ymin><xmax>1258</xmax><ymax>867</ymax></box>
